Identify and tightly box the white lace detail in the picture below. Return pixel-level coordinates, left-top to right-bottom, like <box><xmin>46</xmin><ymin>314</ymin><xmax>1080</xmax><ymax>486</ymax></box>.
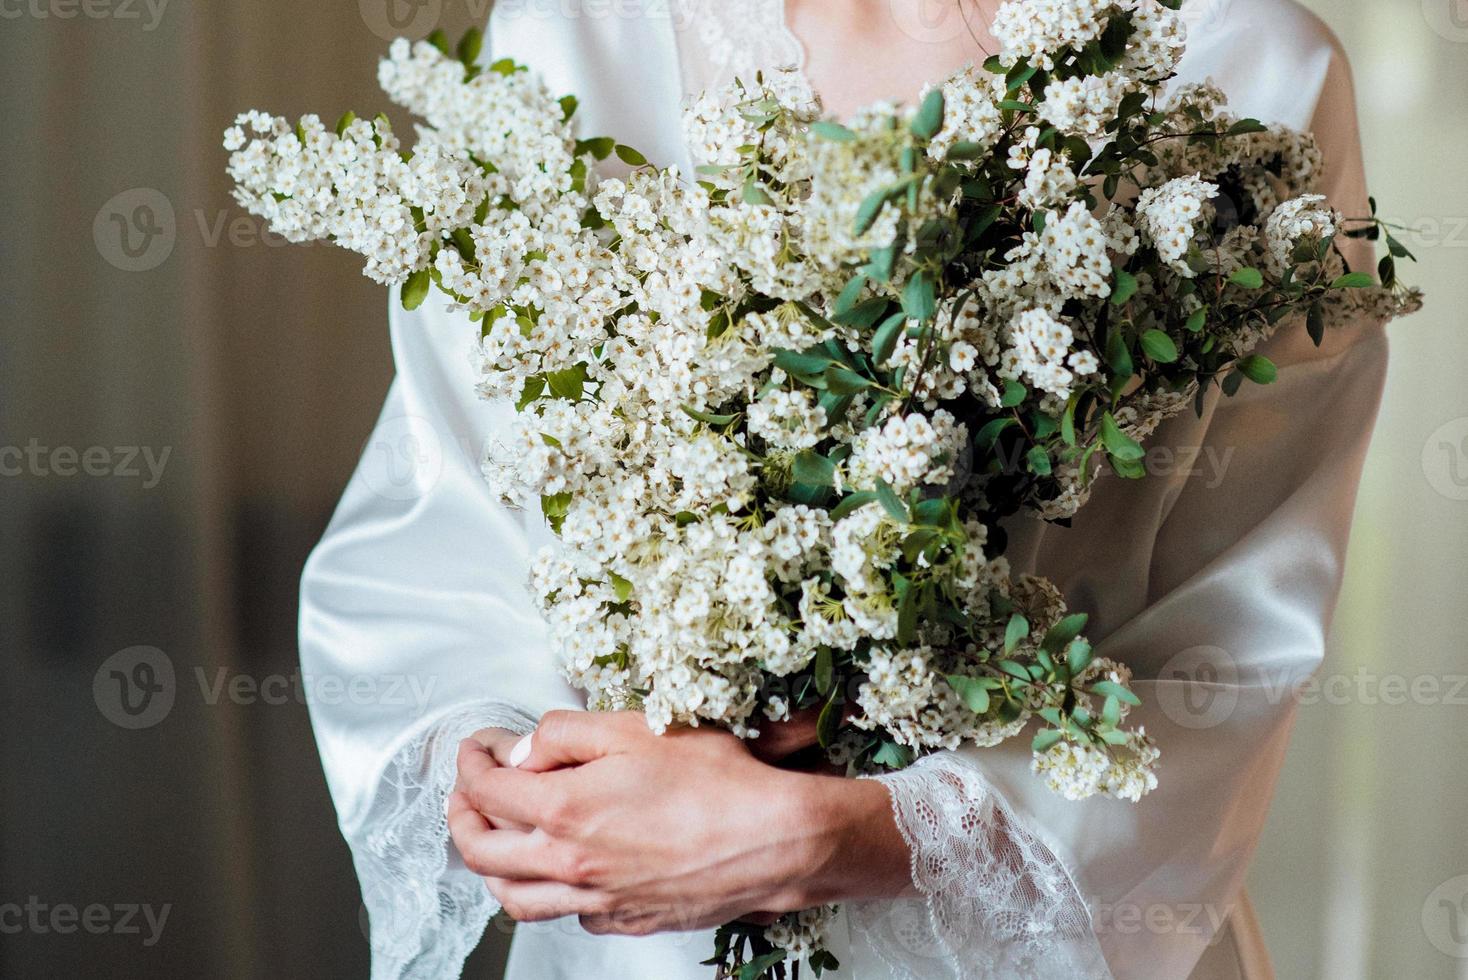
<box><xmin>852</xmin><ymin>754</ymin><xmax>1112</xmax><ymax>979</ymax></box>
<box><xmin>670</xmin><ymin>0</ymin><xmax>811</xmax><ymax>97</ymax></box>
<box><xmin>355</xmin><ymin>700</ymin><xmax>538</xmax><ymax>980</ymax></box>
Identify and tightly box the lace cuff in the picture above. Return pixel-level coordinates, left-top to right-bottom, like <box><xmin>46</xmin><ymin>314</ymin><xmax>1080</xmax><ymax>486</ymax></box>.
<box><xmin>850</xmin><ymin>753</ymin><xmax>1111</xmax><ymax>979</ymax></box>
<box><xmin>354</xmin><ymin>700</ymin><xmax>538</xmax><ymax>980</ymax></box>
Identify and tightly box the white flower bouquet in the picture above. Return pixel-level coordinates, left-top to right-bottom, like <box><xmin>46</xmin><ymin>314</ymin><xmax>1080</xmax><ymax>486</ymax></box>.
<box><xmin>226</xmin><ymin>0</ymin><xmax>1418</xmax><ymax>974</ymax></box>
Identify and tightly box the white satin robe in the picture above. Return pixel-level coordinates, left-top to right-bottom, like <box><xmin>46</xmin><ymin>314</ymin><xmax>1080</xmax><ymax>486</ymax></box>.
<box><xmin>298</xmin><ymin>1</ymin><xmax>1388</xmax><ymax>977</ymax></box>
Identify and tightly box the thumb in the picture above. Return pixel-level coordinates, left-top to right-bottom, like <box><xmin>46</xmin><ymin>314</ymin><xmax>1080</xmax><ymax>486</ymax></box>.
<box><xmin>511</xmin><ymin>709</ymin><xmax>642</xmax><ymax>772</ymax></box>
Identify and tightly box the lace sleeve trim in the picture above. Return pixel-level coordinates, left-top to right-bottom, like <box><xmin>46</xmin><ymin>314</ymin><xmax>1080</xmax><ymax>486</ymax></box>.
<box><xmin>355</xmin><ymin>701</ymin><xmax>538</xmax><ymax>980</ymax></box>
<box><xmin>850</xmin><ymin>753</ymin><xmax>1112</xmax><ymax>980</ymax></box>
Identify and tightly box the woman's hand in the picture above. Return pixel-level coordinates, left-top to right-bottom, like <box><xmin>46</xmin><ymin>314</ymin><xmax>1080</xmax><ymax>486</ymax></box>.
<box><xmin>446</xmin><ymin>710</ymin><xmax>912</xmax><ymax>936</ymax></box>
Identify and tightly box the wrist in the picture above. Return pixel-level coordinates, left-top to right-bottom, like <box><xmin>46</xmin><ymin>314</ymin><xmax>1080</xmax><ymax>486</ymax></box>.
<box><xmin>784</xmin><ymin>773</ymin><xmax>913</xmax><ymax>906</ymax></box>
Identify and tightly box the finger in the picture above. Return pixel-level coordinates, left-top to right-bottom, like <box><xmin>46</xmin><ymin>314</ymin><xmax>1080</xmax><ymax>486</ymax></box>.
<box><xmin>513</xmin><ymin>710</ymin><xmax>645</xmax><ymax>773</ymax></box>
<box><xmin>460</xmin><ymin>750</ymin><xmax>573</xmax><ymax>828</ymax></box>
<box><xmin>487</xmin><ymin>878</ymin><xmax>612</xmax><ymax>923</ymax></box>
<box><xmin>578</xmin><ymin>906</ymin><xmax>680</xmax><ymax>937</ymax></box>
<box><xmin>449</xmin><ymin>781</ymin><xmax>531</xmax><ymax>833</ymax></box>
<box><xmin>467</xmin><ymin>727</ymin><xmax>528</xmax><ymax>767</ymax></box>
<box><xmin>449</xmin><ymin>808</ymin><xmax>576</xmax><ymax>882</ymax></box>
<box><xmin>748</xmin><ymin>709</ymin><xmax>821</xmax><ymax>763</ymax></box>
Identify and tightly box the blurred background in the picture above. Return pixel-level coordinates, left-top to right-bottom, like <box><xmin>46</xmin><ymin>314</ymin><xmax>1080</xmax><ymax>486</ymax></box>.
<box><xmin>0</xmin><ymin>0</ymin><xmax>1464</xmax><ymax>977</ymax></box>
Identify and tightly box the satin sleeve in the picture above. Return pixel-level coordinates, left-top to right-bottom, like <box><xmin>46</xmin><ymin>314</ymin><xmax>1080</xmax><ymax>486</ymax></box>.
<box><xmin>298</xmin><ymin>288</ymin><xmax>584</xmax><ymax>979</ymax></box>
<box><xmin>852</xmin><ymin>29</ymin><xmax>1389</xmax><ymax>980</ymax></box>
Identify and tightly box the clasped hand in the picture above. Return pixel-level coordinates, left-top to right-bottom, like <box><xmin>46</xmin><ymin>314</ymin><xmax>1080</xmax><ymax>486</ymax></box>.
<box><xmin>446</xmin><ymin>710</ymin><xmax>911</xmax><ymax>936</ymax></box>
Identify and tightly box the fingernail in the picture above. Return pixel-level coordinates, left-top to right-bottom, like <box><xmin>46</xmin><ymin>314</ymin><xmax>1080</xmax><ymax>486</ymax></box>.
<box><xmin>509</xmin><ymin>733</ymin><xmax>533</xmax><ymax>768</ymax></box>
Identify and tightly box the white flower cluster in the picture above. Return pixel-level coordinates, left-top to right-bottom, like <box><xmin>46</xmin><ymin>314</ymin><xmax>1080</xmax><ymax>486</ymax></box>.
<box><xmin>229</xmin><ymin>0</ymin><xmax>1421</xmax><ymax>845</ymax></box>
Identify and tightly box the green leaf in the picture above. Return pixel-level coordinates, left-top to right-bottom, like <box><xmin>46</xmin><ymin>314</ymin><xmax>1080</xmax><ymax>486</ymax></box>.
<box><xmin>814</xmin><ymin>647</ymin><xmax>834</xmax><ymax>696</ymax></box>
<box><xmin>456</xmin><ymin>26</ymin><xmax>484</xmax><ymax>64</ymax></box>
<box><xmin>897</xmin><ymin>582</ymin><xmax>919</xmax><ymax>644</ymax></box>
<box><xmin>829</xmin><ymin>490</ymin><xmax>878</xmax><ymax>521</ymax></box>
<box><xmin>681</xmin><ymin>406</ymin><xmax>738</xmax><ymax>426</ymax></box>
<box><xmin>834</xmin><ymin>274</ymin><xmax>869</xmax><ymax>319</ymax></box>
<box><xmin>1184</xmin><ymin>306</ymin><xmax>1207</xmax><ymax>333</ymax></box>
<box><xmin>401</xmin><ymin>267</ymin><xmax>431</xmax><ymax>310</ymax></box>
<box><xmin>901</xmin><ymin>271</ymin><xmax>937</xmax><ymax>322</ymax></box>
<box><xmin>853</xmin><ymin>188</ymin><xmax>890</xmax><ymax>235</ymax></box>
<box><xmin>1003</xmin><ymin>614</ymin><xmax>1030</xmax><ymax>655</ymax></box>
<box><xmin>742</xmin><ymin>181</ymin><xmax>774</xmax><ymax>205</ymax></box>
<box><xmin>1099</xmin><ymin>412</ymin><xmax>1144</xmax><ymax>461</ymax></box>
<box><xmin>1140</xmin><ymin>329</ymin><xmax>1179</xmax><ymax>363</ymax></box>
<box><xmin>515</xmin><ymin>375</ymin><xmax>546</xmax><ymax>412</ymax></box>
<box><xmin>1091</xmin><ymin>679</ymin><xmax>1141</xmax><ymax>705</ymax></box>
<box><xmin>1226</xmin><ymin>118</ymin><xmax>1267</xmax><ymax>135</ymax></box>
<box><xmin>946</xmin><ymin>140</ymin><xmax>987</xmax><ymax>160</ymax></box>
<box><xmin>1331</xmin><ymin>271</ymin><xmax>1373</xmax><ymax>289</ymax></box>
<box><xmin>1026</xmin><ymin>445</ymin><xmax>1052</xmax><ymax>475</ymax></box>
<box><xmin>910</xmin><ymin>88</ymin><xmax>945</xmax><ymax>140</ymax></box>
<box><xmin>334</xmin><ymin>110</ymin><xmax>357</xmax><ymax>136</ymax></box>
<box><xmin>875</xmin><ymin>479</ymin><xmax>908</xmax><ymax>522</ymax></box>
<box><xmin>1041</xmin><ymin>613</ymin><xmax>1089</xmax><ymax>654</ymax></box>
<box><xmin>613</xmin><ymin>143</ymin><xmax>647</xmax><ymax>166</ymax></box>
<box><xmin>1066</xmin><ymin>638</ymin><xmax>1094</xmax><ymax>676</ymax></box>
<box><xmin>546</xmin><ymin>364</ymin><xmax>586</xmax><ymax>400</ymax></box>
<box><xmin>540</xmin><ymin>492</ymin><xmax>572</xmax><ymax>533</ymax></box>
<box><xmin>1104</xmin><ymin>328</ymin><xmax>1134</xmax><ymax>378</ymax></box>
<box><xmin>575</xmin><ymin>136</ymin><xmax>616</xmax><ymax>160</ymax></box>
<box><xmin>792</xmin><ymin>450</ymin><xmax>837</xmax><ymax>487</ymax></box>
<box><xmin>811</xmin><ymin>120</ymin><xmax>857</xmax><ymax>141</ymax></box>
<box><xmin>426</xmin><ymin>28</ymin><xmax>450</xmax><ymax>54</ymax></box>
<box><xmin>1111</xmin><ymin>268</ymin><xmax>1138</xmax><ymax>306</ymax></box>
<box><xmin>773</xmin><ymin>348</ymin><xmax>834</xmax><ymax>376</ymax></box>
<box><xmin>607</xmin><ymin>570</ymin><xmax>633</xmax><ymax>603</ymax></box>
<box><xmin>739</xmin><ymin>952</ymin><xmax>790</xmax><ymax>980</ymax></box>
<box><xmin>1228</xmin><ymin>267</ymin><xmax>1264</xmax><ymax>289</ymax></box>
<box><xmin>1032</xmin><ymin>729</ymin><xmax>1064</xmax><ymax>753</ymax></box>
<box><xmin>975</xmin><ymin>416</ymin><xmax>1015</xmax><ymax>449</ymax></box>
<box><xmin>947</xmin><ymin>675</ymin><xmax>992</xmax><ymax>714</ymax></box>
<box><xmin>1236</xmin><ymin>354</ymin><xmax>1277</xmax><ymax>384</ymax></box>
<box><xmin>872</xmin><ymin>741</ymin><xmax>912</xmax><ymax>768</ymax></box>
<box><xmin>1306</xmin><ymin>302</ymin><xmax>1325</xmax><ymax>347</ymax></box>
<box><xmin>1000</xmin><ymin>379</ymin><xmax>1027</xmax><ymax>408</ymax></box>
<box><xmin>872</xmin><ymin>312</ymin><xmax>906</xmax><ymax>366</ymax></box>
<box><xmin>557</xmin><ymin>94</ymin><xmax>578</xmax><ymax>122</ymax></box>
<box><xmin>825</xmin><ymin>365</ymin><xmax>873</xmax><ymax>394</ymax></box>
